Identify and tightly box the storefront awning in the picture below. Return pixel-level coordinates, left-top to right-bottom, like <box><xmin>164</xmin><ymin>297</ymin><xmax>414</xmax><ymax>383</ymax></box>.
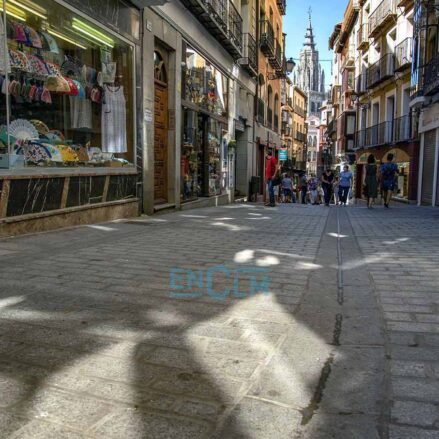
<box><xmin>130</xmin><ymin>0</ymin><xmax>169</xmax><ymax>7</ymax></box>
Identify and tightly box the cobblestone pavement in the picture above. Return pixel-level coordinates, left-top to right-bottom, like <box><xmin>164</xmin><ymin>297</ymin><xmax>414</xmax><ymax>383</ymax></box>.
<box><xmin>0</xmin><ymin>203</ymin><xmax>439</xmax><ymax>438</ymax></box>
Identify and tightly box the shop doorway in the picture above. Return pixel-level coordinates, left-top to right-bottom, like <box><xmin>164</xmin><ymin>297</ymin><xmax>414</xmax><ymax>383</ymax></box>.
<box><xmin>154</xmin><ymin>51</ymin><xmax>168</xmax><ymax>205</ymax></box>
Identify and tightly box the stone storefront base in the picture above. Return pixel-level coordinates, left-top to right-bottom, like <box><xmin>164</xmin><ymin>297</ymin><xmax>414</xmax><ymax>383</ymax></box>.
<box><xmin>0</xmin><ymin>199</ymin><xmax>139</xmax><ymax>237</ymax></box>
<box><xmin>180</xmin><ymin>194</ymin><xmax>232</xmax><ymax>211</ymax></box>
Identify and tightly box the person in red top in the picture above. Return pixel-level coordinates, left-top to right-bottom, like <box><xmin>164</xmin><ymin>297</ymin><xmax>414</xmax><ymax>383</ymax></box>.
<box><xmin>265</xmin><ymin>150</ymin><xmax>278</xmax><ymax>207</ymax></box>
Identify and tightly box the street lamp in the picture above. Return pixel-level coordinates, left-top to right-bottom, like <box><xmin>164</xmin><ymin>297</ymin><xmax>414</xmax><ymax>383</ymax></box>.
<box><xmin>286</xmin><ymin>58</ymin><xmax>296</xmax><ymax>74</ymax></box>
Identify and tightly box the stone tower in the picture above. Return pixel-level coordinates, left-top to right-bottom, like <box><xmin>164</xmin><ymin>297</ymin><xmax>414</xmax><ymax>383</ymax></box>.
<box><xmin>293</xmin><ymin>11</ymin><xmax>326</xmax><ymax>117</ymax></box>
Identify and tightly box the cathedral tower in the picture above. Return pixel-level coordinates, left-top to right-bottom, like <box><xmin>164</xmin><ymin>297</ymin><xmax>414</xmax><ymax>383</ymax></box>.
<box><xmin>293</xmin><ymin>11</ymin><xmax>326</xmax><ymax>117</ymax></box>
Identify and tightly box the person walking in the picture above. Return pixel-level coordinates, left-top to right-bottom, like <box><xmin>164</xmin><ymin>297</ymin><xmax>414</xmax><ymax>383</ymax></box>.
<box><xmin>281</xmin><ymin>173</ymin><xmax>294</xmax><ymax>203</ymax></box>
<box><xmin>308</xmin><ymin>174</ymin><xmax>319</xmax><ymax>205</ymax></box>
<box><xmin>380</xmin><ymin>152</ymin><xmax>399</xmax><ymax>208</ymax></box>
<box><xmin>300</xmin><ymin>174</ymin><xmax>308</xmax><ymax>204</ymax></box>
<box><xmin>265</xmin><ymin>150</ymin><xmax>277</xmax><ymax>207</ymax></box>
<box><xmin>333</xmin><ymin>176</ymin><xmax>340</xmax><ymax>205</ymax></box>
<box><xmin>364</xmin><ymin>154</ymin><xmax>378</xmax><ymax>209</ymax></box>
<box><xmin>339</xmin><ymin>165</ymin><xmax>353</xmax><ymax>206</ymax></box>
<box><xmin>321</xmin><ymin>169</ymin><xmax>335</xmax><ymax>206</ymax></box>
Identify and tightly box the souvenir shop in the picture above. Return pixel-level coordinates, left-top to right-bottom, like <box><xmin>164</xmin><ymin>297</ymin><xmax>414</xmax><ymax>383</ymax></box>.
<box><xmin>180</xmin><ymin>43</ymin><xmax>230</xmax><ymax>202</ymax></box>
<box><xmin>0</xmin><ymin>0</ymin><xmax>141</xmax><ymax>235</ymax></box>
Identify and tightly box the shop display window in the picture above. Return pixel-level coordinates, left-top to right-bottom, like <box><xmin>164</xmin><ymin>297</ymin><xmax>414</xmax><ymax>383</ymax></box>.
<box><xmin>183</xmin><ymin>46</ymin><xmax>227</xmax><ymax>117</ymax></box>
<box><xmin>0</xmin><ymin>0</ymin><xmax>135</xmax><ymax>169</ymax></box>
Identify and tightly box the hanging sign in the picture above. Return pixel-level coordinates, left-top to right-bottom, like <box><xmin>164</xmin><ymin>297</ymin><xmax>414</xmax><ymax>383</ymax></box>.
<box><xmin>279</xmin><ymin>148</ymin><xmax>288</xmax><ymax>161</ymax></box>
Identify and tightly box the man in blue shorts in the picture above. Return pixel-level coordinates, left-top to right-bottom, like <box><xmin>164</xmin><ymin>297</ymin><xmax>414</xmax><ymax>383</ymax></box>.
<box><xmin>380</xmin><ymin>153</ymin><xmax>399</xmax><ymax>208</ymax></box>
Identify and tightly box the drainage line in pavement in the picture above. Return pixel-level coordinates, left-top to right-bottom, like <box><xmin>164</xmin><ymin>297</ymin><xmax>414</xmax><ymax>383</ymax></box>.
<box><xmin>331</xmin><ymin>313</ymin><xmax>343</xmax><ymax>346</ymax></box>
<box><xmin>299</xmin><ymin>353</ymin><xmax>335</xmax><ymax>425</ymax></box>
<box><xmin>336</xmin><ymin>207</ymin><xmax>344</xmax><ymax>305</ymax></box>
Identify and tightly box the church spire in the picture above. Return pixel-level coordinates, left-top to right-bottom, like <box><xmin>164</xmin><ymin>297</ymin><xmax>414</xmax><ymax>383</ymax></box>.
<box><xmin>304</xmin><ymin>7</ymin><xmax>316</xmax><ymax>50</ymax></box>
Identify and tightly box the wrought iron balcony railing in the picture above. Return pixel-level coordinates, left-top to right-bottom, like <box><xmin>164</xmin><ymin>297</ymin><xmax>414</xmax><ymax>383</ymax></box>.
<box><xmin>295</xmin><ymin>131</ymin><xmax>306</xmax><ymax>142</ymax></box>
<box><xmin>357</xmin><ymin>23</ymin><xmax>370</xmax><ymax>51</ymax></box>
<box><xmin>367</xmin><ymin>53</ymin><xmax>395</xmax><ymax>88</ymax></box>
<box><xmin>355</xmin><ymin>73</ymin><xmax>368</xmax><ymax>94</ymax></box>
<box><xmin>180</xmin><ymin>0</ymin><xmax>243</xmax><ymax>59</ymax></box>
<box><xmin>239</xmin><ymin>33</ymin><xmax>257</xmax><ymax>77</ymax></box>
<box><xmin>294</xmin><ymin>105</ymin><xmax>306</xmax><ymax>118</ymax></box>
<box><xmin>393</xmin><ymin>114</ymin><xmax>414</xmax><ymax>142</ymax></box>
<box><xmin>369</xmin><ymin>0</ymin><xmax>397</xmax><ymax>38</ymax></box>
<box><xmin>356</xmin><ymin>116</ymin><xmax>414</xmax><ymax>148</ymax></box>
<box><xmin>228</xmin><ymin>0</ymin><xmax>243</xmax><ymax>52</ymax></box>
<box><xmin>259</xmin><ymin>20</ymin><xmax>275</xmax><ymax>59</ymax></box>
<box><xmin>276</xmin><ymin>0</ymin><xmax>286</xmax><ymax>15</ymax></box>
<box><xmin>395</xmin><ymin>38</ymin><xmax>412</xmax><ymax>71</ymax></box>
<box><xmin>423</xmin><ymin>52</ymin><xmax>439</xmax><ymax>96</ymax></box>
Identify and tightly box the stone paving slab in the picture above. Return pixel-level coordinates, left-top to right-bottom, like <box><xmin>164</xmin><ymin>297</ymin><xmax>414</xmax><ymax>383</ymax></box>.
<box><xmin>1</xmin><ymin>203</ymin><xmax>439</xmax><ymax>437</ymax></box>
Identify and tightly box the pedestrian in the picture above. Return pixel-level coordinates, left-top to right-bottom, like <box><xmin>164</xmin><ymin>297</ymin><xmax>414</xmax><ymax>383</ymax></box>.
<box><xmin>380</xmin><ymin>152</ymin><xmax>399</xmax><ymax>208</ymax></box>
<box><xmin>281</xmin><ymin>173</ymin><xmax>294</xmax><ymax>203</ymax></box>
<box><xmin>364</xmin><ymin>154</ymin><xmax>378</xmax><ymax>209</ymax></box>
<box><xmin>308</xmin><ymin>174</ymin><xmax>319</xmax><ymax>205</ymax></box>
<box><xmin>333</xmin><ymin>176</ymin><xmax>340</xmax><ymax>205</ymax></box>
<box><xmin>339</xmin><ymin>165</ymin><xmax>353</xmax><ymax>206</ymax></box>
<box><xmin>300</xmin><ymin>174</ymin><xmax>308</xmax><ymax>204</ymax></box>
<box><xmin>265</xmin><ymin>149</ymin><xmax>277</xmax><ymax>207</ymax></box>
<box><xmin>321</xmin><ymin>169</ymin><xmax>335</xmax><ymax>206</ymax></box>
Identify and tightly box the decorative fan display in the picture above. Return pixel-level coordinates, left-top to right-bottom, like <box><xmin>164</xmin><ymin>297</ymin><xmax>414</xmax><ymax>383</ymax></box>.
<box><xmin>30</xmin><ymin>119</ymin><xmax>50</xmax><ymax>135</ymax></box>
<box><xmin>58</xmin><ymin>145</ymin><xmax>78</xmax><ymax>162</ymax></box>
<box><xmin>8</xmin><ymin>119</ymin><xmax>39</xmax><ymax>141</ymax></box>
<box><xmin>23</xmin><ymin>142</ymin><xmax>51</xmax><ymax>164</ymax></box>
<box><xmin>43</xmin><ymin>144</ymin><xmax>62</xmax><ymax>162</ymax></box>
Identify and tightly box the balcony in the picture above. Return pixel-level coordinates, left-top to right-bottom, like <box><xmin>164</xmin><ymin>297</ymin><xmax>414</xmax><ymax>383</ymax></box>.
<box><xmin>257</xmin><ymin>98</ymin><xmax>265</xmax><ymax>124</ymax></box>
<box><xmin>282</xmin><ymin>123</ymin><xmax>292</xmax><ymax>137</ymax></box>
<box><xmin>267</xmin><ymin>107</ymin><xmax>273</xmax><ymax>130</ymax></box>
<box><xmin>271</xmin><ymin>39</ymin><xmax>283</xmax><ymax>71</ymax></box>
<box><xmin>259</xmin><ymin>20</ymin><xmax>275</xmax><ymax>59</ymax></box>
<box><xmin>394</xmin><ymin>115</ymin><xmax>414</xmax><ymax>142</ymax></box>
<box><xmin>355</xmin><ymin>73</ymin><xmax>368</xmax><ymax>95</ymax></box>
<box><xmin>276</xmin><ymin>0</ymin><xmax>286</xmax><ymax>15</ymax></box>
<box><xmin>239</xmin><ymin>33</ymin><xmax>257</xmax><ymax>77</ymax></box>
<box><xmin>369</xmin><ymin>0</ymin><xmax>397</xmax><ymax>39</ymax></box>
<box><xmin>295</xmin><ymin>131</ymin><xmax>306</xmax><ymax>142</ymax></box>
<box><xmin>357</xmin><ymin>23</ymin><xmax>370</xmax><ymax>51</ymax></box>
<box><xmin>367</xmin><ymin>53</ymin><xmax>395</xmax><ymax>89</ymax></box>
<box><xmin>395</xmin><ymin>38</ymin><xmax>412</xmax><ymax>72</ymax></box>
<box><xmin>397</xmin><ymin>0</ymin><xmax>413</xmax><ymax>8</ymax></box>
<box><xmin>180</xmin><ymin>0</ymin><xmax>243</xmax><ymax>59</ymax></box>
<box><xmin>356</xmin><ymin>116</ymin><xmax>413</xmax><ymax>148</ymax></box>
<box><xmin>423</xmin><ymin>52</ymin><xmax>439</xmax><ymax>96</ymax></box>
<box><xmin>294</xmin><ymin>105</ymin><xmax>306</xmax><ymax>118</ymax></box>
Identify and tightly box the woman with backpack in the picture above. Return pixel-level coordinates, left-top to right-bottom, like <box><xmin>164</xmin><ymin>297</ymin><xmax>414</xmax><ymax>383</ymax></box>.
<box><xmin>380</xmin><ymin>153</ymin><xmax>399</xmax><ymax>208</ymax></box>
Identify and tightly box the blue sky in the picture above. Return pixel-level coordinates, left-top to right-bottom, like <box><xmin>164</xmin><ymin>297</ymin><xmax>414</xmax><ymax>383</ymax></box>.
<box><xmin>284</xmin><ymin>0</ymin><xmax>347</xmax><ymax>87</ymax></box>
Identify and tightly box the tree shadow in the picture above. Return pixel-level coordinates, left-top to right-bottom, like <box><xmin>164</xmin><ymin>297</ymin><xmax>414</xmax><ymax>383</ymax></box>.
<box><xmin>0</xmin><ymin>203</ymin><xmax>392</xmax><ymax>438</ymax></box>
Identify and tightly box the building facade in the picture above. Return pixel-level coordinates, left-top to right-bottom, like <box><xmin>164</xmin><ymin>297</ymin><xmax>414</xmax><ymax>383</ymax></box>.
<box><xmin>327</xmin><ymin>0</ymin><xmax>417</xmax><ymax>202</ymax></box>
<box><xmin>410</xmin><ymin>0</ymin><xmax>439</xmax><ymax>206</ymax></box>
<box><xmin>354</xmin><ymin>0</ymin><xmax>417</xmax><ymax>202</ymax></box>
<box><xmin>280</xmin><ymin>80</ymin><xmax>307</xmax><ymax>171</ymax></box>
<box><xmin>255</xmin><ymin>0</ymin><xmax>286</xmax><ymax>194</ymax></box>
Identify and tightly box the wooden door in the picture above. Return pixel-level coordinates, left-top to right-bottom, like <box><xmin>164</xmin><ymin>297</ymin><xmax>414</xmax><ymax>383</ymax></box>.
<box><xmin>154</xmin><ymin>81</ymin><xmax>168</xmax><ymax>204</ymax></box>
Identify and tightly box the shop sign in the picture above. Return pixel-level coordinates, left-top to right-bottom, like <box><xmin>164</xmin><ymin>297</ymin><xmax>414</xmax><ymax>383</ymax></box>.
<box><xmin>279</xmin><ymin>148</ymin><xmax>288</xmax><ymax>161</ymax></box>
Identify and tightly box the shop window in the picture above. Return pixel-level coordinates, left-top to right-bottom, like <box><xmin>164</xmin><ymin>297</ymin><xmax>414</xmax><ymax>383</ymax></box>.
<box><xmin>0</xmin><ymin>0</ymin><xmax>135</xmax><ymax>169</ymax></box>
<box><xmin>181</xmin><ymin>44</ymin><xmax>228</xmax><ymax>201</ymax></box>
<box><xmin>183</xmin><ymin>45</ymin><xmax>227</xmax><ymax>117</ymax></box>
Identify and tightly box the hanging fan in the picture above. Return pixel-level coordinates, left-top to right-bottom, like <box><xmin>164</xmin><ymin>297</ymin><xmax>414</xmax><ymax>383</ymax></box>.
<box><xmin>8</xmin><ymin>119</ymin><xmax>39</xmax><ymax>141</ymax></box>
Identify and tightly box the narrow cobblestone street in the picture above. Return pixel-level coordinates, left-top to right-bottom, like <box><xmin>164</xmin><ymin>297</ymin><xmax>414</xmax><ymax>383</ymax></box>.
<box><xmin>1</xmin><ymin>203</ymin><xmax>439</xmax><ymax>438</ymax></box>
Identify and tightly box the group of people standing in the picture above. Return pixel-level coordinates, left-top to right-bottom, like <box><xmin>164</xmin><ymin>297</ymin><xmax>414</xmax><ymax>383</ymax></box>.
<box><xmin>265</xmin><ymin>149</ymin><xmax>399</xmax><ymax>208</ymax></box>
<box><xmin>302</xmin><ymin>166</ymin><xmax>353</xmax><ymax>206</ymax></box>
